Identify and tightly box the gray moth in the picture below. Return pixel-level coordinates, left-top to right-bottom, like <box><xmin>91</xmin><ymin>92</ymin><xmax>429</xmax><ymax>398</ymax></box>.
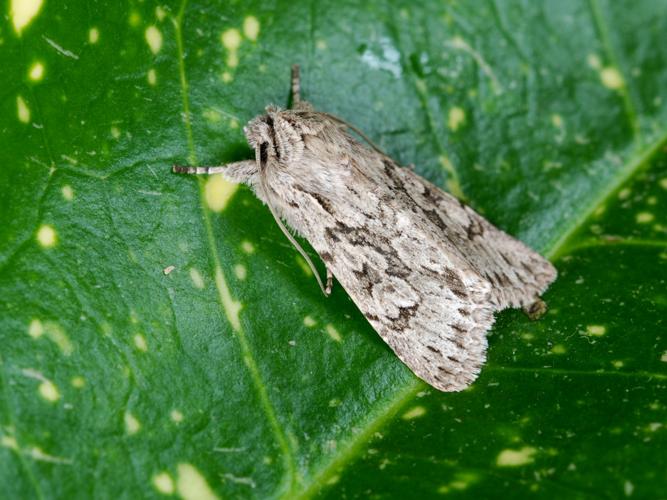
<box><xmin>174</xmin><ymin>65</ymin><xmax>557</xmax><ymax>392</ymax></box>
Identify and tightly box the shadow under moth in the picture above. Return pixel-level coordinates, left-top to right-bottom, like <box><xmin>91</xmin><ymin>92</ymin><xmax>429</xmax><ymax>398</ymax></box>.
<box><xmin>174</xmin><ymin>65</ymin><xmax>557</xmax><ymax>392</ymax></box>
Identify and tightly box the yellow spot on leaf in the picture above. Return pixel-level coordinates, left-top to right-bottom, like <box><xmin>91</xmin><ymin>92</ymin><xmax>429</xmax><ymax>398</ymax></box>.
<box><xmin>111</xmin><ymin>126</ymin><xmax>121</xmax><ymax>139</ymax></box>
<box><xmin>303</xmin><ymin>316</ymin><xmax>316</xmax><ymax>327</ymax></box>
<box><xmin>61</xmin><ymin>185</ymin><xmax>74</xmax><ymax>201</ymax></box>
<box><xmin>205</xmin><ymin>174</ymin><xmax>238</xmax><ymax>212</ymax></box>
<box><xmin>496</xmin><ymin>446</ymin><xmax>536</xmax><ymax>467</ymax></box>
<box><xmin>612</xmin><ymin>360</ymin><xmax>624</xmax><ymax>369</ymax></box>
<box><xmin>88</xmin><ymin>27</ymin><xmax>99</xmax><ymax>44</ymax></box>
<box><xmin>176</xmin><ymin>463</ymin><xmax>219</xmax><ymax>500</ymax></box>
<box><xmin>43</xmin><ymin>321</ymin><xmax>73</xmax><ymax>355</ymax></box>
<box><xmin>316</xmin><ymin>39</ymin><xmax>327</xmax><ymax>50</ymax></box>
<box><xmin>215</xmin><ymin>266</ymin><xmax>242</xmax><ymax>331</ymax></box>
<box><xmin>241</xmin><ymin>241</ymin><xmax>255</xmax><ymax>254</ymax></box>
<box><xmin>147</xmin><ymin>68</ymin><xmax>157</xmax><ymax>86</ymax></box>
<box><xmin>618</xmin><ymin>188</ymin><xmax>631</xmax><ymax>200</ymax></box>
<box><xmin>153</xmin><ymin>472</ymin><xmax>175</xmax><ymax>495</ymax></box>
<box><xmin>39</xmin><ymin>380</ymin><xmax>60</xmax><ymax>402</ymax></box>
<box><xmin>221</xmin><ymin>28</ymin><xmax>241</xmax><ymax>67</ymax></box>
<box><xmin>586</xmin><ymin>324</ymin><xmax>606</xmax><ymax>336</ymax></box>
<box><xmin>189</xmin><ymin>268</ymin><xmax>205</xmax><ymax>289</ymax></box>
<box><xmin>660</xmin><ymin>351</ymin><xmax>667</xmax><ymax>362</ymax></box>
<box><xmin>447</xmin><ymin>106</ymin><xmax>466</xmax><ymax>131</ymax></box>
<box><xmin>134</xmin><ymin>334</ymin><xmax>148</xmax><ymax>352</ymax></box>
<box><xmin>551</xmin><ymin>114</ymin><xmax>563</xmax><ymax>128</ymax></box>
<box><xmin>125</xmin><ymin>412</ymin><xmax>140</xmax><ymax>434</ymax></box>
<box><xmin>17</xmin><ymin>95</ymin><xmax>30</xmax><ymax>123</ymax></box>
<box><xmin>243</xmin><ymin>16</ymin><xmax>260</xmax><ymax>41</ymax></box>
<box><xmin>402</xmin><ymin>406</ymin><xmax>426</xmax><ymax>419</ymax></box>
<box><xmin>171</xmin><ymin>409</ymin><xmax>184</xmax><ymax>422</ymax></box>
<box><xmin>145</xmin><ymin>26</ymin><xmax>163</xmax><ymax>54</ymax></box>
<box><xmin>600</xmin><ymin>67</ymin><xmax>624</xmax><ymax>90</ymax></box>
<box><xmin>10</xmin><ymin>0</ymin><xmax>43</xmax><ymax>34</ymax></box>
<box><xmin>1</xmin><ymin>435</ymin><xmax>18</xmax><ymax>450</ymax></box>
<box><xmin>636</xmin><ymin>212</ymin><xmax>654</xmax><ymax>224</ymax></box>
<box><xmin>71</xmin><ymin>376</ymin><xmax>85</xmax><ymax>388</ymax></box>
<box><xmin>221</xmin><ymin>71</ymin><xmax>233</xmax><ymax>83</ymax></box>
<box><xmin>128</xmin><ymin>11</ymin><xmax>141</xmax><ymax>27</ymax></box>
<box><xmin>28</xmin><ymin>319</ymin><xmax>44</xmax><ymax>338</ymax></box>
<box><xmin>659</xmin><ymin>178</ymin><xmax>667</xmax><ymax>190</ymax></box>
<box><xmin>550</xmin><ymin>344</ymin><xmax>566</xmax><ymax>354</ymax></box>
<box><xmin>234</xmin><ymin>264</ymin><xmax>247</xmax><ymax>280</ymax></box>
<box><xmin>325</xmin><ymin>324</ymin><xmax>342</xmax><ymax>342</ymax></box>
<box><xmin>36</xmin><ymin>224</ymin><xmax>57</xmax><ymax>247</ymax></box>
<box><xmin>587</xmin><ymin>53</ymin><xmax>601</xmax><ymax>70</ymax></box>
<box><xmin>29</xmin><ymin>61</ymin><xmax>44</xmax><ymax>81</ymax></box>
<box><xmin>155</xmin><ymin>6</ymin><xmax>166</xmax><ymax>21</ymax></box>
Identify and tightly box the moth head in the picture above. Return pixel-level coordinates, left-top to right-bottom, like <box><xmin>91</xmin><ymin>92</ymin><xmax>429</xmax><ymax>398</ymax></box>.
<box><xmin>243</xmin><ymin>106</ymin><xmax>304</xmax><ymax>167</ymax></box>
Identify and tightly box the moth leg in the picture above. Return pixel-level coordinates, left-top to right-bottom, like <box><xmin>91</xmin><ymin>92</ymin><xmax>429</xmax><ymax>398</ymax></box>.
<box><xmin>325</xmin><ymin>267</ymin><xmax>333</xmax><ymax>296</ymax></box>
<box><xmin>173</xmin><ymin>160</ymin><xmax>257</xmax><ymax>185</ymax></box>
<box><xmin>523</xmin><ymin>297</ymin><xmax>548</xmax><ymax>320</ymax></box>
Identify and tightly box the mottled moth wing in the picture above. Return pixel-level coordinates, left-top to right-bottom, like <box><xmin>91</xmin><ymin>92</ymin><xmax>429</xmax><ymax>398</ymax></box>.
<box><xmin>254</xmin><ymin>111</ymin><xmax>556</xmax><ymax>391</ymax></box>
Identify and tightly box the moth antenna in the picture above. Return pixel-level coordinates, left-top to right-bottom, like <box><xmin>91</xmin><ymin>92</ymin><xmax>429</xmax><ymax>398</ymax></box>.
<box><xmin>291</xmin><ymin>64</ymin><xmax>301</xmax><ymax>106</ymax></box>
<box><xmin>173</xmin><ymin>165</ymin><xmax>227</xmax><ymax>175</ymax></box>
<box><xmin>260</xmin><ymin>175</ymin><xmax>330</xmax><ymax>296</ymax></box>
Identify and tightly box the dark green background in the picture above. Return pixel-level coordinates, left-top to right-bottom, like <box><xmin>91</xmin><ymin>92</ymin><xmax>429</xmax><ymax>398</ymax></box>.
<box><xmin>1</xmin><ymin>0</ymin><xmax>666</xmax><ymax>498</ymax></box>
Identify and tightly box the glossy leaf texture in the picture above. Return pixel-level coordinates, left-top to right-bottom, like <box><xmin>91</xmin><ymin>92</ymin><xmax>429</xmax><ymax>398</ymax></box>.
<box><xmin>1</xmin><ymin>1</ymin><xmax>666</xmax><ymax>498</ymax></box>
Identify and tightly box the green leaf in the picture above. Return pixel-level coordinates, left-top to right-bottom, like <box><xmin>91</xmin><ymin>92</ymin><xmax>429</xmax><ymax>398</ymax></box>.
<box><xmin>2</xmin><ymin>1</ymin><xmax>666</xmax><ymax>498</ymax></box>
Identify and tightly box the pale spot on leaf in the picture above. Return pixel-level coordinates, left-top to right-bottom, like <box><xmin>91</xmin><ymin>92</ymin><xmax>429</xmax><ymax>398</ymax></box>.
<box><xmin>171</xmin><ymin>409</ymin><xmax>184</xmax><ymax>422</ymax></box>
<box><xmin>145</xmin><ymin>26</ymin><xmax>163</xmax><ymax>54</ymax></box>
<box><xmin>111</xmin><ymin>126</ymin><xmax>121</xmax><ymax>139</ymax></box>
<box><xmin>402</xmin><ymin>406</ymin><xmax>426</xmax><ymax>420</ymax></box>
<box><xmin>325</xmin><ymin>324</ymin><xmax>342</xmax><ymax>342</ymax></box>
<box><xmin>215</xmin><ymin>266</ymin><xmax>242</xmax><ymax>331</ymax></box>
<box><xmin>660</xmin><ymin>351</ymin><xmax>667</xmax><ymax>362</ymax></box>
<box><xmin>636</xmin><ymin>212</ymin><xmax>654</xmax><ymax>224</ymax></box>
<box><xmin>88</xmin><ymin>27</ymin><xmax>99</xmax><ymax>44</ymax></box>
<box><xmin>153</xmin><ymin>472</ymin><xmax>175</xmax><ymax>495</ymax></box>
<box><xmin>125</xmin><ymin>412</ymin><xmax>140</xmax><ymax>434</ymax></box>
<box><xmin>61</xmin><ymin>185</ymin><xmax>74</xmax><ymax>201</ymax></box>
<box><xmin>303</xmin><ymin>316</ymin><xmax>316</xmax><ymax>327</ymax></box>
<box><xmin>600</xmin><ymin>67</ymin><xmax>624</xmax><ymax>89</ymax></box>
<box><xmin>189</xmin><ymin>268</ymin><xmax>205</xmax><ymax>289</ymax></box>
<box><xmin>29</xmin><ymin>61</ymin><xmax>44</xmax><ymax>81</ymax></box>
<box><xmin>496</xmin><ymin>446</ymin><xmax>536</xmax><ymax>467</ymax></box>
<box><xmin>133</xmin><ymin>334</ymin><xmax>148</xmax><ymax>352</ymax></box>
<box><xmin>36</xmin><ymin>224</ymin><xmax>57</xmax><ymax>247</ymax></box>
<box><xmin>234</xmin><ymin>264</ymin><xmax>247</xmax><ymax>280</ymax></box>
<box><xmin>221</xmin><ymin>28</ymin><xmax>241</xmax><ymax>67</ymax></box>
<box><xmin>176</xmin><ymin>463</ymin><xmax>219</xmax><ymax>500</ymax></box>
<box><xmin>221</xmin><ymin>71</ymin><xmax>233</xmax><ymax>83</ymax></box>
<box><xmin>10</xmin><ymin>0</ymin><xmax>43</xmax><ymax>34</ymax></box>
<box><xmin>243</xmin><ymin>16</ymin><xmax>260</xmax><ymax>41</ymax></box>
<box><xmin>659</xmin><ymin>178</ymin><xmax>667</xmax><ymax>190</ymax></box>
<box><xmin>586</xmin><ymin>324</ymin><xmax>606</xmax><ymax>336</ymax></box>
<box><xmin>587</xmin><ymin>53</ymin><xmax>601</xmax><ymax>70</ymax></box>
<box><xmin>39</xmin><ymin>380</ymin><xmax>60</xmax><ymax>402</ymax></box>
<box><xmin>1</xmin><ymin>435</ymin><xmax>18</xmax><ymax>450</ymax></box>
<box><xmin>71</xmin><ymin>376</ymin><xmax>85</xmax><ymax>388</ymax></box>
<box><xmin>205</xmin><ymin>174</ymin><xmax>238</xmax><ymax>212</ymax></box>
<box><xmin>28</xmin><ymin>319</ymin><xmax>43</xmax><ymax>338</ymax></box>
<box><xmin>17</xmin><ymin>95</ymin><xmax>30</xmax><ymax>123</ymax></box>
<box><xmin>241</xmin><ymin>241</ymin><xmax>255</xmax><ymax>254</ymax></box>
<box><xmin>147</xmin><ymin>68</ymin><xmax>157</xmax><ymax>86</ymax></box>
<box><xmin>618</xmin><ymin>188</ymin><xmax>631</xmax><ymax>200</ymax></box>
<box><xmin>447</xmin><ymin>106</ymin><xmax>465</xmax><ymax>131</ymax></box>
<box><xmin>550</xmin><ymin>344</ymin><xmax>566</xmax><ymax>354</ymax></box>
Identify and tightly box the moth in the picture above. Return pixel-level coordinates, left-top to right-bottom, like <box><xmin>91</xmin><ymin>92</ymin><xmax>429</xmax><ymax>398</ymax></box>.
<box><xmin>174</xmin><ymin>65</ymin><xmax>557</xmax><ymax>392</ymax></box>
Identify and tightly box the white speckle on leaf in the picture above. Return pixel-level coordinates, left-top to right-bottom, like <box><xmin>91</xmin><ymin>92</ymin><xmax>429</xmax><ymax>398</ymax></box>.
<box><xmin>221</xmin><ymin>28</ymin><xmax>241</xmax><ymax>68</ymax></box>
<box><xmin>28</xmin><ymin>319</ymin><xmax>44</xmax><ymax>338</ymax></box>
<box><xmin>325</xmin><ymin>324</ymin><xmax>342</xmax><ymax>342</ymax></box>
<box><xmin>36</xmin><ymin>224</ymin><xmax>57</xmax><ymax>247</ymax></box>
<box><xmin>586</xmin><ymin>325</ymin><xmax>606</xmax><ymax>336</ymax></box>
<box><xmin>359</xmin><ymin>36</ymin><xmax>401</xmax><ymax>78</ymax></box>
<box><xmin>171</xmin><ymin>409</ymin><xmax>184</xmax><ymax>423</ymax></box>
<box><xmin>241</xmin><ymin>241</ymin><xmax>255</xmax><ymax>254</ymax></box>
<box><xmin>163</xmin><ymin>265</ymin><xmax>175</xmax><ymax>275</ymax></box>
<box><xmin>176</xmin><ymin>463</ymin><xmax>219</xmax><ymax>500</ymax></box>
<box><xmin>600</xmin><ymin>67</ymin><xmax>624</xmax><ymax>89</ymax></box>
<box><xmin>17</xmin><ymin>95</ymin><xmax>30</xmax><ymax>123</ymax></box>
<box><xmin>153</xmin><ymin>472</ymin><xmax>175</xmax><ymax>495</ymax></box>
<box><xmin>147</xmin><ymin>68</ymin><xmax>157</xmax><ymax>86</ymax></box>
<box><xmin>29</xmin><ymin>61</ymin><xmax>44</xmax><ymax>81</ymax></box>
<box><xmin>10</xmin><ymin>0</ymin><xmax>43</xmax><ymax>34</ymax></box>
<box><xmin>448</xmin><ymin>107</ymin><xmax>466</xmax><ymax>132</ymax></box>
<box><xmin>234</xmin><ymin>264</ymin><xmax>247</xmax><ymax>280</ymax></box>
<box><xmin>61</xmin><ymin>185</ymin><xmax>74</xmax><ymax>201</ymax></box>
<box><xmin>133</xmin><ymin>334</ymin><xmax>148</xmax><ymax>352</ymax></box>
<box><xmin>205</xmin><ymin>174</ymin><xmax>238</xmax><ymax>212</ymax></box>
<box><xmin>636</xmin><ymin>212</ymin><xmax>654</xmax><ymax>224</ymax></box>
<box><xmin>125</xmin><ymin>412</ymin><xmax>141</xmax><ymax>434</ymax></box>
<box><xmin>624</xmin><ymin>480</ymin><xmax>634</xmax><ymax>496</ymax></box>
<box><xmin>243</xmin><ymin>16</ymin><xmax>260</xmax><ymax>41</ymax></box>
<box><xmin>496</xmin><ymin>447</ymin><xmax>536</xmax><ymax>467</ymax></box>
<box><xmin>189</xmin><ymin>268</ymin><xmax>205</xmax><ymax>289</ymax></box>
<box><xmin>88</xmin><ymin>27</ymin><xmax>99</xmax><ymax>44</ymax></box>
<box><xmin>660</xmin><ymin>351</ymin><xmax>667</xmax><ymax>362</ymax></box>
<box><xmin>401</xmin><ymin>406</ymin><xmax>426</xmax><ymax>420</ymax></box>
<box><xmin>39</xmin><ymin>380</ymin><xmax>60</xmax><ymax>402</ymax></box>
<box><xmin>303</xmin><ymin>316</ymin><xmax>316</xmax><ymax>327</ymax></box>
<box><xmin>145</xmin><ymin>26</ymin><xmax>163</xmax><ymax>54</ymax></box>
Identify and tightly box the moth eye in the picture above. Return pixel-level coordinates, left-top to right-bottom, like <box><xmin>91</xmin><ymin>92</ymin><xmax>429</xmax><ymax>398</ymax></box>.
<box><xmin>259</xmin><ymin>142</ymin><xmax>268</xmax><ymax>164</ymax></box>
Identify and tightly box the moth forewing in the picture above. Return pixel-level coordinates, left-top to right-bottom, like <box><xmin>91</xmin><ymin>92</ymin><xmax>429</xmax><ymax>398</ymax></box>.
<box><xmin>173</xmin><ymin>65</ymin><xmax>557</xmax><ymax>392</ymax></box>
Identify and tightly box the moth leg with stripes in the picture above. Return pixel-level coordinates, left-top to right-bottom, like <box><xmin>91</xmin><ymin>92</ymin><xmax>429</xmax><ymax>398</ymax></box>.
<box><xmin>173</xmin><ymin>65</ymin><xmax>557</xmax><ymax>392</ymax></box>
